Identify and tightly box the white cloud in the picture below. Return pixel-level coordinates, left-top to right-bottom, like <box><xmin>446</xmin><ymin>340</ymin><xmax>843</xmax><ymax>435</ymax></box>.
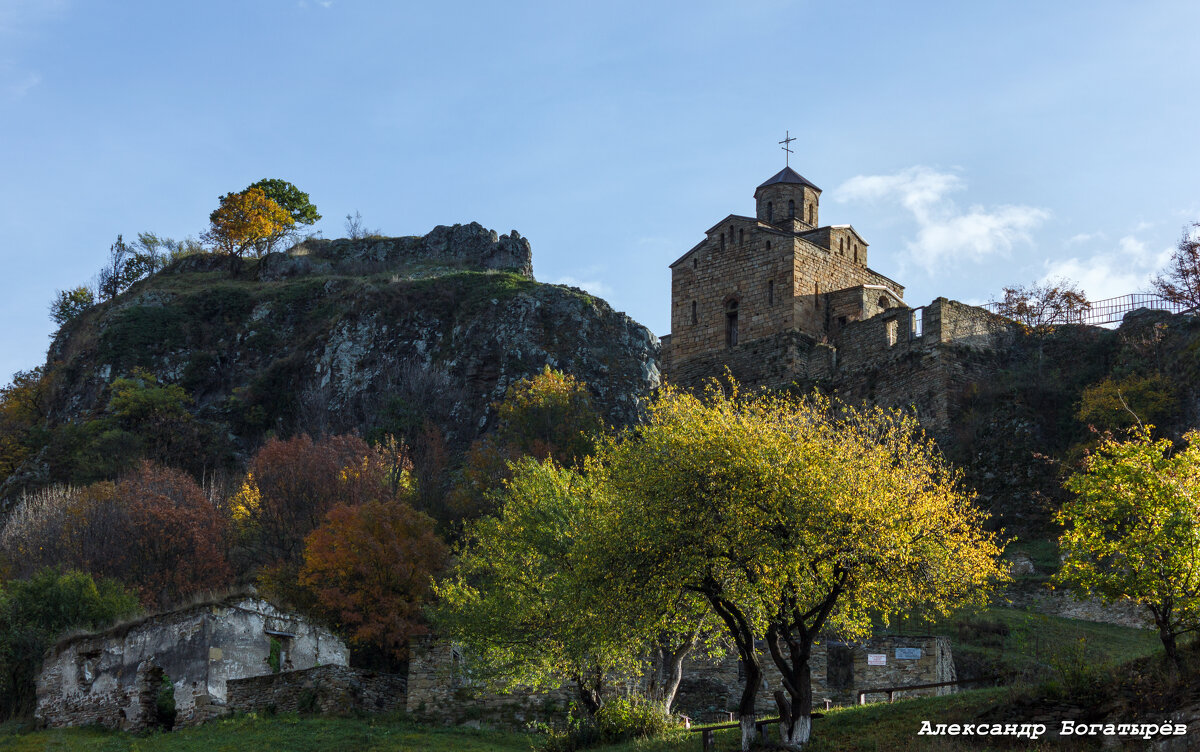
<box><xmin>552</xmin><ymin>275</ymin><xmax>613</xmax><ymax>298</ymax></box>
<box><xmin>833</xmin><ymin>166</ymin><xmax>1049</xmax><ymax>272</ymax></box>
<box><xmin>1067</xmin><ymin>232</ymin><xmax>1104</xmax><ymax>245</ymax></box>
<box><xmin>1041</xmin><ymin>235</ymin><xmax>1174</xmax><ymax>302</ymax></box>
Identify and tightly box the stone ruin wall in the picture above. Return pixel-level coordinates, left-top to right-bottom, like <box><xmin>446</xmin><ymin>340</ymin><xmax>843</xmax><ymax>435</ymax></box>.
<box><xmin>284</xmin><ymin>222</ymin><xmax>534</xmax><ymax>279</ymax></box>
<box><xmin>226</xmin><ymin>664</ymin><xmax>407</xmax><ymax>717</ymax></box>
<box><xmin>406</xmin><ymin>638</ymin><xmax>574</xmax><ymax>728</ymax></box>
<box><xmin>674</xmin><ymin>636</ymin><xmax>954</xmax><ymax>719</ymax></box>
<box><xmin>405</xmin><ymin>636</ymin><xmax>953</xmax><ymax>727</ymax></box>
<box><xmin>35</xmin><ymin>597</ymin><xmax>348</xmax><ymax>731</ymax></box>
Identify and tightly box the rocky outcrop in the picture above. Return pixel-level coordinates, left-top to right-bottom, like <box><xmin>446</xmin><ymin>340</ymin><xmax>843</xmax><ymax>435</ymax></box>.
<box><xmin>28</xmin><ymin>224</ymin><xmax>658</xmax><ymax>482</ymax></box>
<box><xmin>284</xmin><ymin>222</ymin><xmax>534</xmax><ymax>279</ymax></box>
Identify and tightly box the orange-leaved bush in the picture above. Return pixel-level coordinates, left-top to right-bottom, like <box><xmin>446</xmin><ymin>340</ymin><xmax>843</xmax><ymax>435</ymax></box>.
<box><xmin>299</xmin><ymin>499</ymin><xmax>447</xmax><ymax>660</ymax></box>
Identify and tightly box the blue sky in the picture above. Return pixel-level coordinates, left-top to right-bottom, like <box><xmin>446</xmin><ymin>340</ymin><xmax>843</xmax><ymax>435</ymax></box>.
<box><xmin>3</xmin><ymin>0</ymin><xmax>1199</xmax><ymax>383</ymax></box>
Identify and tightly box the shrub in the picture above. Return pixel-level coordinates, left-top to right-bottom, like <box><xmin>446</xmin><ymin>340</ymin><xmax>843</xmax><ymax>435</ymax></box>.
<box><xmin>538</xmin><ymin>697</ymin><xmax>682</xmax><ymax>752</ymax></box>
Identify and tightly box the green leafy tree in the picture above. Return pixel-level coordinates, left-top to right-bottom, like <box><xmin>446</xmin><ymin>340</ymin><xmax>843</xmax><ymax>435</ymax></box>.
<box><xmin>1057</xmin><ymin>428</ymin><xmax>1200</xmax><ymax>668</ymax></box>
<box><xmin>1077</xmin><ymin>374</ymin><xmax>1178</xmax><ymax>433</ymax></box>
<box><xmin>0</xmin><ymin>368</ymin><xmax>46</xmax><ymax>482</ymax></box>
<box><xmin>0</xmin><ymin>568</ymin><xmax>139</xmax><ymax>717</ymax></box>
<box><xmin>247</xmin><ymin>178</ymin><xmax>321</xmax><ymax>227</ymax></box>
<box><xmin>594</xmin><ymin>383</ymin><xmax>1006</xmax><ymax>750</ymax></box>
<box><xmin>449</xmin><ymin>366</ymin><xmax>604</xmax><ymax>520</ymax></box>
<box><xmin>49</xmin><ymin>286</ymin><xmax>96</xmax><ymax>326</ymax></box>
<box><xmin>434</xmin><ymin>458</ymin><xmax>715</xmax><ymax>715</ymax></box>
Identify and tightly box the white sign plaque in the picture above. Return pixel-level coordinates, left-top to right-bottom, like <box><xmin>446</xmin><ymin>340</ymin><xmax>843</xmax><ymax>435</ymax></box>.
<box><xmin>867</xmin><ymin>653</ymin><xmax>886</xmax><ymax>666</ymax></box>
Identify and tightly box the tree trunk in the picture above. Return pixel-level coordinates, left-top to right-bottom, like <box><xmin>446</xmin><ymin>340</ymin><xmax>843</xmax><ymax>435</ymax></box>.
<box><xmin>1160</xmin><ymin>624</ymin><xmax>1181</xmax><ymax>670</ymax></box>
<box><xmin>775</xmin><ymin>662</ymin><xmax>813</xmax><ymax>749</ymax></box>
<box><xmin>737</xmin><ymin>658</ymin><xmax>762</xmax><ymax>751</ymax></box>
<box><xmin>575</xmin><ymin>667</ymin><xmax>603</xmax><ymax>716</ymax></box>
<box><xmin>661</xmin><ymin>642</ymin><xmax>690</xmax><ymax>713</ymax></box>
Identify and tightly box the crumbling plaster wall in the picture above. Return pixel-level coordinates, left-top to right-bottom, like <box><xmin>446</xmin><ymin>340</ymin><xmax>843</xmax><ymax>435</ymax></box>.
<box><xmin>35</xmin><ymin>596</ymin><xmax>347</xmax><ymax>730</ymax></box>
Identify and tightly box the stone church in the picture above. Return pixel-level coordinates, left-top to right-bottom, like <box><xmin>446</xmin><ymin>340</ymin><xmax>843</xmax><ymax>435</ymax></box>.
<box><xmin>660</xmin><ymin>163</ymin><xmax>1003</xmax><ymax>433</ymax></box>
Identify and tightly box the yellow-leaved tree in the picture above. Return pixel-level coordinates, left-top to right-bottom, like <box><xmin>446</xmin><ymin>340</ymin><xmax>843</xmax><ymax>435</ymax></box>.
<box><xmin>594</xmin><ymin>382</ymin><xmax>1007</xmax><ymax>751</ymax></box>
<box><xmin>202</xmin><ymin>186</ymin><xmax>294</xmax><ymax>271</ymax></box>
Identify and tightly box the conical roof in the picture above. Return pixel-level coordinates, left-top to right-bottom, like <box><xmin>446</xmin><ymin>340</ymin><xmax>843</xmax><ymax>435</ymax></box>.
<box><xmin>756</xmin><ymin>166</ymin><xmax>821</xmax><ymax>192</ymax></box>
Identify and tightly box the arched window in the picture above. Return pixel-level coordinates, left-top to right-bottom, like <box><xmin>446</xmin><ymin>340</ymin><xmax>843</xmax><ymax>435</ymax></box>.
<box><xmin>838</xmin><ymin>238</ymin><xmax>844</xmax><ymax>253</ymax></box>
<box><xmin>767</xmin><ymin>202</ymin><xmax>773</xmax><ymax>223</ymax></box>
<box><xmin>725</xmin><ymin>300</ymin><xmax>739</xmax><ymax>347</ymax></box>
<box><xmin>739</xmin><ymin>228</ymin><xmax>744</xmax><ymax>244</ymax></box>
<box><xmin>691</xmin><ymin>300</ymin><xmax>697</xmax><ymax>325</ymax></box>
<box><xmin>808</xmin><ymin>205</ymin><xmax>814</xmax><ymax>224</ymax></box>
<box><xmin>720</xmin><ymin>232</ymin><xmax>726</xmax><ymax>250</ymax></box>
<box><xmin>768</xmin><ymin>280</ymin><xmax>775</xmax><ymax>306</ymax></box>
<box><xmin>854</xmin><ymin>247</ymin><xmax>858</xmax><ymax>264</ymax></box>
<box><xmin>788</xmin><ymin>199</ymin><xmax>795</xmax><ymax>218</ymax></box>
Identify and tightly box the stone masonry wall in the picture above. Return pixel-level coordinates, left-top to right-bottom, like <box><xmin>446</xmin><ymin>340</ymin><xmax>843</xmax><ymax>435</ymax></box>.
<box><xmin>675</xmin><ymin>636</ymin><xmax>954</xmax><ymax>717</ymax></box>
<box><xmin>283</xmin><ymin>222</ymin><xmax>534</xmax><ymax>279</ymax></box>
<box><xmin>35</xmin><ymin>596</ymin><xmax>347</xmax><ymax>731</ymax></box>
<box><xmin>407</xmin><ymin>636</ymin><xmax>953</xmax><ymax>727</ymax></box>
<box><xmin>406</xmin><ymin>637</ymin><xmax>573</xmax><ymax>728</ymax></box>
<box><xmin>669</xmin><ymin>219</ymin><xmax>903</xmax><ymax>388</ymax></box>
<box><xmin>227</xmin><ymin>664</ymin><xmax>407</xmax><ymax>716</ymax></box>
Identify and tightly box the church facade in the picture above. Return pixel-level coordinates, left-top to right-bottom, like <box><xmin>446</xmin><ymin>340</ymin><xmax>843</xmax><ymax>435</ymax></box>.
<box><xmin>660</xmin><ymin>164</ymin><xmax>1004</xmax><ymax>433</ymax></box>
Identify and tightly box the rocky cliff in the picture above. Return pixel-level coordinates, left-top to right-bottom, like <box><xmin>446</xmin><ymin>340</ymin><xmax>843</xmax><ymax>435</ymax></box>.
<box><xmin>17</xmin><ymin>223</ymin><xmax>658</xmax><ymax>491</ymax></box>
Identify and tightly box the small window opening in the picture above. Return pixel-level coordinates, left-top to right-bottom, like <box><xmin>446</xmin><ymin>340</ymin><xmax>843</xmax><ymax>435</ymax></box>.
<box><xmin>768</xmin><ymin>280</ymin><xmax>775</xmax><ymax>306</ymax></box>
<box><xmin>808</xmin><ymin>205</ymin><xmax>814</xmax><ymax>224</ymax></box>
<box><xmin>720</xmin><ymin>232</ymin><xmax>725</xmax><ymax>250</ymax></box>
<box><xmin>838</xmin><ymin>315</ymin><xmax>848</xmax><ymax>328</ymax></box>
<box><xmin>854</xmin><ymin>247</ymin><xmax>859</xmax><ymax>264</ymax></box>
<box><xmin>766</xmin><ymin>241</ymin><xmax>771</xmax><ymax>251</ymax></box>
<box><xmin>691</xmin><ymin>300</ymin><xmax>697</xmax><ymax>325</ymax></box>
<box><xmin>739</xmin><ymin>228</ymin><xmax>744</xmax><ymax>244</ymax></box>
<box><xmin>692</xmin><ymin>257</ymin><xmax>697</xmax><ymax>269</ymax></box>
<box><xmin>725</xmin><ymin>300</ymin><xmax>739</xmax><ymax>347</ymax></box>
<box><xmin>788</xmin><ymin>199</ymin><xmax>796</xmax><ymax>218</ymax></box>
<box><xmin>839</xmin><ymin>237</ymin><xmax>844</xmax><ymax>253</ymax></box>
<box><xmin>878</xmin><ymin>296</ymin><xmax>889</xmax><ymax>309</ymax></box>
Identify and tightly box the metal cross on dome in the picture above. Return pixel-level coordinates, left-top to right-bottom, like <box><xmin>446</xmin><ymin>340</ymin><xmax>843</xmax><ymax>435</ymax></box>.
<box><xmin>779</xmin><ymin>131</ymin><xmax>796</xmax><ymax>166</ymax></box>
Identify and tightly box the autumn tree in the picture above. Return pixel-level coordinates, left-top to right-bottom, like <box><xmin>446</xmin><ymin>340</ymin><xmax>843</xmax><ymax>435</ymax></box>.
<box><xmin>1056</xmin><ymin>428</ymin><xmax>1200</xmax><ymax>668</ymax></box>
<box><xmin>113</xmin><ymin>461</ymin><xmax>233</xmax><ymax>607</ymax></box>
<box><xmin>995</xmin><ymin>277</ymin><xmax>1090</xmax><ymax>330</ymax></box>
<box><xmin>434</xmin><ymin>458</ymin><xmax>716</xmax><ymax>715</ymax></box>
<box><xmin>449</xmin><ymin>366</ymin><xmax>604</xmax><ymax>520</ymax></box>
<box><xmin>994</xmin><ymin>278</ymin><xmax>1090</xmax><ymax>379</ymax></box>
<box><xmin>299</xmin><ymin>499</ymin><xmax>446</xmax><ymax>664</ymax></box>
<box><xmin>0</xmin><ymin>464</ymin><xmax>231</xmax><ymax>609</ymax></box>
<box><xmin>232</xmin><ymin>433</ymin><xmax>410</xmax><ymax>581</ymax></box>
<box><xmin>595</xmin><ymin>383</ymin><xmax>1006</xmax><ymax>750</ymax></box>
<box><xmin>202</xmin><ymin>186</ymin><xmax>295</xmax><ymax>269</ymax></box>
<box><xmin>1152</xmin><ymin>222</ymin><xmax>1200</xmax><ymax>310</ymax></box>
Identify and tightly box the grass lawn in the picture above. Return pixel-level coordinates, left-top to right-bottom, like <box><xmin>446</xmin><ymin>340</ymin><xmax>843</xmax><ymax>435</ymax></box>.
<box><xmin>0</xmin><ymin>689</ymin><xmax>1096</xmax><ymax>752</ymax></box>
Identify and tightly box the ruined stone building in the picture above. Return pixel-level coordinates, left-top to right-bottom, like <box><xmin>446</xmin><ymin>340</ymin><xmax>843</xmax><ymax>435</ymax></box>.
<box><xmin>35</xmin><ymin>595</ymin><xmax>349</xmax><ymax>730</ymax></box>
<box><xmin>660</xmin><ymin>165</ymin><xmax>1005</xmax><ymax>435</ymax></box>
